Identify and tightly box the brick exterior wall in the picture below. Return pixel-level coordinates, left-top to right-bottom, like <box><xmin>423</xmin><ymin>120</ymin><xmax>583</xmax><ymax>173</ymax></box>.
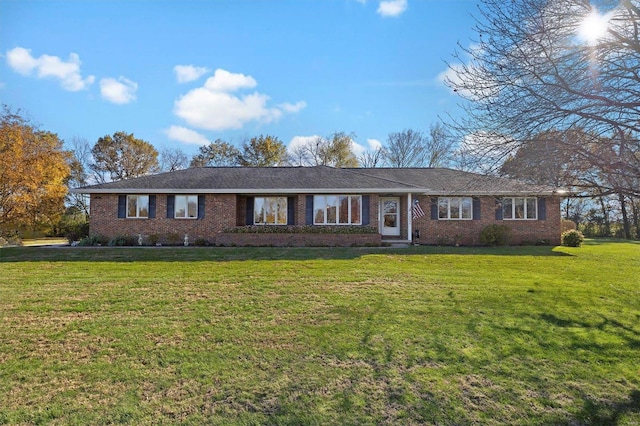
<box><xmin>89</xmin><ymin>193</ymin><xmax>561</xmax><ymax>246</ymax></box>
<box><xmin>410</xmin><ymin>195</ymin><xmax>561</xmax><ymax>246</ymax></box>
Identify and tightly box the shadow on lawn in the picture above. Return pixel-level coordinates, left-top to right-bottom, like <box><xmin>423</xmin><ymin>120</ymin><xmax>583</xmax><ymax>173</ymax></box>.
<box><xmin>574</xmin><ymin>389</ymin><xmax>640</xmax><ymax>426</ymax></box>
<box><xmin>0</xmin><ymin>244</ymin><xmax>572</xmax><ymax>263</ymax></box>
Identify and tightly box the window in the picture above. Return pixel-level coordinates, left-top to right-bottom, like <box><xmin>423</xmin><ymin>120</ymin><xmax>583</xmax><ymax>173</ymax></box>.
<box><xmin>314</xmin><ymin>195</ymin><xmax>361</xmax><ymax>225</ymax></box>
<box><xmin>438</xmin><ymin>197</ymin><xmax>472</xmax><ymax>220</ymax></box>
<box><xmin>502</xmin><ymin>197</ymin><xmax>537</xmax><ymax>220</ymax></box>
<box><xmin>127</xmin><ymin>195</ymin><xmax>149</xmax><ymax>218</ymax></box>
<box><xmin>254</xmin><ymin>197</ymin><xmax>287</xmax><ymax>225</ymax></box>
<box><xmin>175</xmin><ymin>195</ymin><xmax>198</xmax><ymax>219</ymax></box>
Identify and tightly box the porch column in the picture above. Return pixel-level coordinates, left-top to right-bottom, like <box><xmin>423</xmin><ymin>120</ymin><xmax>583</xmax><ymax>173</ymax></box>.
<box><xmin>407</xmin><ymin>192</ymin><xmax>412</xmax><ymax>242</ymax></box>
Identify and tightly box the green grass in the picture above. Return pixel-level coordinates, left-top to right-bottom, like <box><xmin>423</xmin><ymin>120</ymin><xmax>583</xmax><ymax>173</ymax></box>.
<box><xmin>0</xmin><ymin>240</ymin><xmax>638</xmax><ymax>425</ymax></box>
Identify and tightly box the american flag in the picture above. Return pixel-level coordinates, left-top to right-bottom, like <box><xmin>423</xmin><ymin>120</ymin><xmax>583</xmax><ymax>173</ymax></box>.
<box><xmin>412</xmin><ymin>199</ymin><xmax>425</xmax><ymax>219</ymax></box>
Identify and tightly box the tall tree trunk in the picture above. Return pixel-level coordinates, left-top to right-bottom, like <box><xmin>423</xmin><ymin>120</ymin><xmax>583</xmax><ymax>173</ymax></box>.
<box><xmin>618</xmin><ymin>193</ymin><xmax>631</xmax><ymax>239</ymax></box>
<box><xmin>597</xmin><ymin>193</ymin><xmax>611</xmax><ymax>237</ymax></box>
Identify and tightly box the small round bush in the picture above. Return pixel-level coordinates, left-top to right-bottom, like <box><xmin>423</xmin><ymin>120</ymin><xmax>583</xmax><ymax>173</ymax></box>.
<box><xmin>480</xmin><ymin>224</ymin><xmax>511</xmax><ymax>246</ymax></box>
<box><xmin>562</xmin><ymin>229</ymin><xmax>584</xmax><ymax>247</ymax></box>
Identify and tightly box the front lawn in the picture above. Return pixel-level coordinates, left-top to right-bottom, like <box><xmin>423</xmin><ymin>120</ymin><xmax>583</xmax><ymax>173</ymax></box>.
<box><xmin>0</xmin><ymin>240</ymin><xmax>638</xmax><ymax>424</ymax></box>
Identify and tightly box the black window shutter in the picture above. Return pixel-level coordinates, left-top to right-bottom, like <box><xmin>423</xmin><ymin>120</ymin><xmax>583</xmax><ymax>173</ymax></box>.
<box><xmin>305</xmin><ymin>195</ymin><xmax>314</xmax><ymax>225</ymax></box>
<box><xmin>287</xmin><ymin>197</ymin><xmax>295</xmax><ymax>225</ymax></box>
<box><xmin>495</xmin><ymin>198</ymin><xmax>503</xmax><ymax>220</ymax></box>
<box><xmin>198</xmin><ymin>195</ymin><xmax>205</xmax><ymax>219</ymax></box>
<box><xmin>362</xmin><ymin>195</ymin><xmax>370</xmax><ymax>225</ymax></box>
<box><xmin>148</xmin><ymin>195</ymin><xmax>156</xmax><ymax>218</ymax></box>
<box><xmin>472</xmin><ymin>197</ymin><xmax>481</xmax><ymax>221</ymax></box>
<box><xmin>430</xmin><ymin>198</ymin><xmax>438</xmax><ymax>220</ymax></box>
<box><xmin>246</xmin><ymin>197</ymin><xmax>254</xmax><ymax>225</ymax></box>
<box><xmin>118</xmin><ymin>195</ymin><xmax>126</xmax><ymax>218</ymax></box>
<box><xmin>167</xmin><ymin>195</ymin><xmax>175</xmax><ymax>218</ymax></box>
<box><xmin>538</xmin><ymin>197</ymin><xmax>546</xmax><ymax>220</ymax></box>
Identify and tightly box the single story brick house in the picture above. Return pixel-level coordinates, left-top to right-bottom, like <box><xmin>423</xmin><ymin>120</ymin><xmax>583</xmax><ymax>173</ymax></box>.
<box><xmin>72</xmin><ymin>166</ymin><xmax>565</xmax><ymax>246</ymax></box>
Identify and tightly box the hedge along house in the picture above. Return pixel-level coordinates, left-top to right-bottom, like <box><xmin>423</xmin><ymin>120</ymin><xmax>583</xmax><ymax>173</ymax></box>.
<box><xmin>72</xmin><ymin>165</ymin><xmax>565</xmax><ymax>246</ymax></box>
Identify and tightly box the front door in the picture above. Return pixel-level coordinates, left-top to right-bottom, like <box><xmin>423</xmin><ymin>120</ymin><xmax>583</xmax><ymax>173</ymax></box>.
<box><xmin>380</xmin><ymin>197</ymin><xmax>400</xmax><ymax>236</ymax></box>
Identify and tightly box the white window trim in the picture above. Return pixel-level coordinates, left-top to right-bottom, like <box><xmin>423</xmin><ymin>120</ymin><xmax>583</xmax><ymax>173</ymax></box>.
<box><xmin>438</xmin><ymin>197</ymin><xmax>473</xmax><ymax>220</ymax></box>
<box><xmin>254</xmin><ymin>196</ymin><xmax>288</xmax><ymax>225</ymax></box>
<box><xmin>503</xmin><ymin>197</ymin><xmax>538</xmax><ymax>220</ymax></box>
<box><xmin>126</xmin><ymin>195</ymin><xmax>149</xmax><ymax>219</ymax></box>
<box><xmin>313</xmin><ymin>195</ymin><xmax>362</xmax><ymax>225</ymax></box>
<box><xmin>174</xmin><ymin>195</ymin><xmax>198</xmax><ymax>219</ymax></box>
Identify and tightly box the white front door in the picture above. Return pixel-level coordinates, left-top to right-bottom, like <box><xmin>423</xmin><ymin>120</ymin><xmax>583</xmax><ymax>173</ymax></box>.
<box><xmin>380</xmin><ymin>197</ymin><xmax>401</xmax><ymax>236</ymax></box>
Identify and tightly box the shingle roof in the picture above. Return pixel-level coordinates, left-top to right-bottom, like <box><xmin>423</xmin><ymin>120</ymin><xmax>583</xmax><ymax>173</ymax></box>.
<box><xmin>71</xmin><ymin>165</ymin><xmax>561</xmax><ymax>195</ymax></box>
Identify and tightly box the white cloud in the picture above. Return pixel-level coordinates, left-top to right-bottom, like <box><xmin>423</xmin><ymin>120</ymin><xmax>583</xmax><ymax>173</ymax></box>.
<box><xmin>100</xmin><ymin>76</ymin><xmax>138</xmax><ymax>104</ymax></box>
<box><xmin>174</xmin><ymin>65</ymin><xmax>210</xmax><ymax>83</ymax></box>
<box><xmin>367</xmin><ymin>138</ymin><xmax>383</xmax><ymax>150</ymax></box>
<box><xmin>165</xmin><ymin>125</ymin><xmax>209</xmax><ymax>145</ymax></box>
<box><xmin>287</xmin><ymin>135</ymin><xmax>321</xmax><ymax>154</ymax></box>
<box><xmin>279</xmin><ymin>101</ymin><xmax>307</xmax><ymax>113</ymax></box>
<box><xmin>6</xmin><ymin>47</ymin><xmax>94</xmax><ymax>91</ymax></box>
<box><xmin>174</xmin><ymin>68</ymin><xmax>306</xmax><ymax>131</ymax></box>
<box><xmin>377</xmin><ymin>0</ymin><xmax>407</xmax><ymax>17</ymax></box>
<box><xmin>204</xmin><ymin>69</ymin><xmax>257</xmax><ymax>92</ymax></box>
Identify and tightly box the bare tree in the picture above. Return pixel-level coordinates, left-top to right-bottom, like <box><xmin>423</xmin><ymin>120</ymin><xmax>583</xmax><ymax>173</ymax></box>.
<box><xmin>359</xmin><ymin>146</ymin><xmax>386</xmax><ymax>168</ymax></box>
<box><xmin>159</xmin><ymin>147</ymin><xmax>188</xmax><ymax>172</ymax></box>
<box><xmin>290</xmin><ymin>132</ymin><xmax>359</xmax><ymax>167</ymax></box>
<box><xmin>425</xmin><ymin>122</ymin><xmax>456</xmax><ymax>168</ymax></box>
<box><xmin>66</xmin><ymin>137</ymin><xmax>92</xmax><ymax>216</ymax></box>
<box><xmin>384</xmin><ymin>129</ymin><xmax>427</xmax><ymax>167</ymax></box>
<box><xmin>444</xmin><ymin>0</ymin><xmax>640</xmax><ymax>200</ymax></box>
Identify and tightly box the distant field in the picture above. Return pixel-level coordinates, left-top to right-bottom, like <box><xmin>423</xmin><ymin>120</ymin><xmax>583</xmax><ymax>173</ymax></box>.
<box><xmin>1</xmin><ymin>240</ymin><xmax>638</xmax><ymax>425</ymax></box>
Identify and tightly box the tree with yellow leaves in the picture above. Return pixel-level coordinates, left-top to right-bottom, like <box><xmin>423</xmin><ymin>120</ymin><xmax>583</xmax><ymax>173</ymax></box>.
<box><xmin>0</xmin><ymin>105</ymin><xmax>71</xmax><ymax>234</ymax></box>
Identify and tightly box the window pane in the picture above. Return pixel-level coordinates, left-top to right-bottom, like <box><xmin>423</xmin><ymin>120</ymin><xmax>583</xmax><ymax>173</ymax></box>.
<box><xmin>127</xmin><ymin>195</ymin><xmax>137</xmax><ymax>218</ymax></box>
<box><xmin>351</xmin><ymin>196</ymin><xmax>361</xmax><ymax>225</ymax></box>
<box><xmin>277</xmin><ymin>197</ymin><xmax>287</xmax><ymax>224</ymax></box>
<box><xmin>264</xmin><ymin>198</ymin><xmax>276</xmax><ymax>224</ymax></box>
<box><xmin>526</xmin><ymin>198</ymin><xmax>537</xmax><ymax>219</ymax></box>
<box><xmin>187</xmin><ymin>196</ymin><xmax>198</xmax><ymax>218</ymax></box>
<box><xmin>138</xmin><ymin>195</ymin><xmax>149</xmax><ymax>218</ymax></box>
<box><xmin>514</xmin><ymin>198</ymin><xmax>525</xmax><ymax>219</ymax></box>
<box><xmin>383</xmin><ymin>200</ymin><xmax>397</xmax><ymax>214</ymax></box>
<box><xmin>175</xmin><ymin>196</ymin><xmax>186</xmax><ymax>218</ymax></box>
<box><xmin>438</xmin><ymin>198</ymin><xmax>449</xmax><ymax>219</ymax></box>
<box><xmin>461</xmin><ymin>198</ymin><xmax>472</xmax><ymax>219</ymax></box>
<box><xmin>450</xmin><ymin>198</ymin><xmax>461</xmax><ymax>219</ymax></box>
<box><xmin>254</xmin><ymin>197</ymin><xmax>265</xmax><ymax>224</ymax></box>
<box><xmin>503</xmin><ymin>198</ymin><xmax>513</xmax><ymax>219</ymax></box>
<box><xmin>326</xmin><ymin>196</ymin><xmax>337</xmax><ymax>224</ymax></box>
<box><xmin>314</xmin><ymin>196</ymin><xmax>325</xmax><ymax>224</ymax></box>
<box><xmin>339</xmin><ymin>196</ymin><xmax>349</xmax><ymax>224</ymax></box>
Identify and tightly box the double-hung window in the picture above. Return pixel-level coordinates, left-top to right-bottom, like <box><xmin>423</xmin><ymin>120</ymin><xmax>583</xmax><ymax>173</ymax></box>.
<box><xmin>502</xmin><ymin>197</ymin><xmax>537</xmax><ymax>220</ymax></box>
<box><xmin>254</xmin><ymin>197</ymin><xmax>287</xmax><ymax>225</ymax></box>
<box><xmin>127</xmin><ymin>195</ymin><xmax>149</xmax><ymax>218</ymax></box>
<box><xmin>314</xmin><ymin>195</ymin><xmax>361</xmax><ymax>225</ymax></box>
<box><xmin>175</xmin><ymin>195</ymin><xmax>198</xmax><ymax>219</ymax></box>
<box><xmin>438</xmin><ymin>197</ymin><xmax>472</xmax><ymax>220</ymax></box>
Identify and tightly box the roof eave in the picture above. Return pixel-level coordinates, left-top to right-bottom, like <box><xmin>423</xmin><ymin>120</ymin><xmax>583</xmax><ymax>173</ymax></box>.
<box><xmin>71</xmin><ymin>188</ymin><xmax>563</xmax><ymax>196</ymax></box>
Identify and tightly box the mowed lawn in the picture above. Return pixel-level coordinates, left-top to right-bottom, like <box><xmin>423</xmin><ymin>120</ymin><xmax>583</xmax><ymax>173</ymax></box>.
<box><xmin>0</xmin><ymin>241</ymin><xmax>638</xmax><ymax>425</ymax></box>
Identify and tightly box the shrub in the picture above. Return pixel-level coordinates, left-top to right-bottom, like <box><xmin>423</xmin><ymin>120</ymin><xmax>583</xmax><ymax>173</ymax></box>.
<box><xmin>149</xmin><ymin>233</ymin><xmax>160</xmax><ymax>246</ymax></box>
<box><xmin>0</xmin><ymin>230</ymin><xmax>22</xmax><ymax>247</ymax></box>
<box><xmin>108</xmin><ymin>235</ymin><xmax>136</xmax><ymax>247</ymax></box>
<box><xmin>562</xmin><ymin>230</ymin><xmax>584</xmax><ymax>247</ymax></box>
<box><xmin>77</xmin><ymin>234</ymin><xmax>108</xmax><ymax>246</ymax></box>
<box><xmin>223</xmin><ymin>225</ymin><xmax>378</xmax><ymax>234</ymax></box>
<box><xmin>480</xmin><ymin>224</ymin><xmax>511</xmax><ymax>246</ymax></box>
<box><xmin>193</xmin><ymin>238</ymin><xmax>209</xmax><ymax>246</ymax></box>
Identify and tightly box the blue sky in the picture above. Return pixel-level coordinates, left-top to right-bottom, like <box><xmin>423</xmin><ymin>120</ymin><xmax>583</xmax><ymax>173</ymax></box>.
<box><xmin>1</xmin><ymin>0</ymin><xmax>478</xmax><ymax>158</ymax></box>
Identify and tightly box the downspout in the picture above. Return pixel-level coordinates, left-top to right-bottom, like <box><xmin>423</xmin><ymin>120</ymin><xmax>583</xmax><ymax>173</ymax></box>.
<box><xmin>407</xmin><ymin>193</ymin><xmax>412</xmax><ymax>242</ymax></box>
